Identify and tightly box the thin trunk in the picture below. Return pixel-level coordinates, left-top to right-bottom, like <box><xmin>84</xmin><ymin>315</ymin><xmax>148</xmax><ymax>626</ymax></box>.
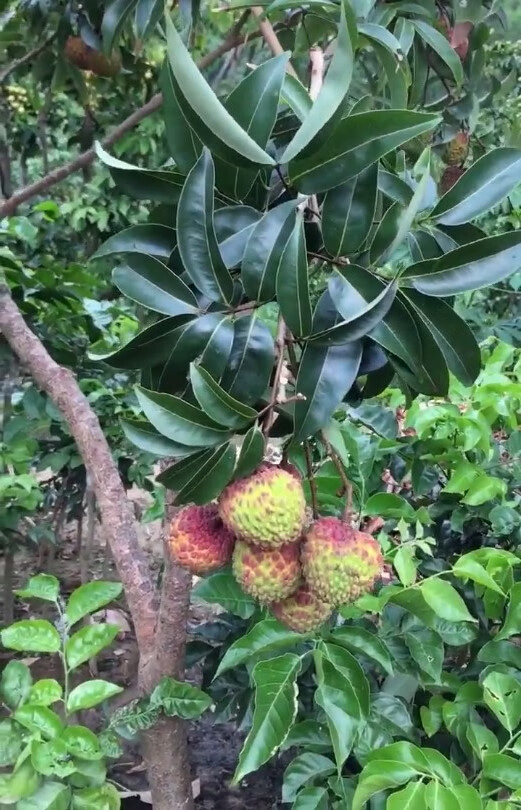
<box><xmin>81</xmin><ymin>485</ymin><xmax>95</xmax><ymax>584</ymax></box>
<box><xmin>3</xmin><ymin>542</ymin><xmax>14</xmax><ymax>625</ymax></box>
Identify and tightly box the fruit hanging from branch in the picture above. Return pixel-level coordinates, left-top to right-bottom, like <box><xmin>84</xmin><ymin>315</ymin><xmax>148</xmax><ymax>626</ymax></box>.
<box><xmin>169</xmin><ymin>504</ymin><xmax>235</xmax><ymax>574</ymax></box>
<box><xmin>64</xmin><ymin>36</ymin><xmax>121</xmax><ymax>77</ymax></box>
<box><xmin>232</xmin><ymin>539</ymin><xmax>301</xmax><ymax>603</ymax></box>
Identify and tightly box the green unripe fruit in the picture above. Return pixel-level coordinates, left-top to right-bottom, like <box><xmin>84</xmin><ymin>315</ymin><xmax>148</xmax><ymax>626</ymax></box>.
<box><xmin>232</xmin><ymin>540</ymin><xmax>301</xmax><ymax>603</ymax></box>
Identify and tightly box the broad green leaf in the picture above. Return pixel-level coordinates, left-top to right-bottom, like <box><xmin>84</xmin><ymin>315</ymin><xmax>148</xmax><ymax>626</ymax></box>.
<box><xmin>483</xmin><ymin>753</ymin><xmax>521</xmax><ymax>790</ymax></box>
<box><xmin>282</xmin><ymin>753</ymin><xmax>335</xmax><ymax>803</ymax></box>
<box><xmin>177</xmin><ymin>149</ymin><xmax>234</xmax><ymax>304</ymax></box>
<box><xmin>174</xmin><ymin>442</ymin><xmax>236</xmax><ymax>504</ymax></box>
<box><xmin>453</xmin><ymin>555</ymin><xmax>505</xmax><ymax>595</ymax></box>
<box><xmin>289</xmin><ymin>110</ymin><xmax>440</xmax><ymax>194</ymax></box>
<box><xmin>497</xmin><ymin>582</ymin><xmax>521</xmax><ymax>641</ymax></box>
<box><xmin>293</xmin><ymin>339</ymin><xmax>362</xmax><ymax>441</ymax></box>
<box><xmin>394</xmin><ymin>546</ymin><xmax>417</xmax><ymax>587</ymax></box>
<box><xmin>136</xmin><ymin>386</ymin><xmax>230</xmax><ymax>447</ymax></box>
<box><xmin>331</xmin><ymin>626</ymin><xmax>393</xmax><ymax>674</ymax></box>
<box><xmin>72</xmin><ymin>783</ymin><xmax>121</xmax><ymax>810</ymax></box>
<box><xmin>135</xmin><ymin>0</ymin><xmax>162</xmax><ymax>38</ymax></box>
<box><xmin>353</xmin><ymin>759</ymin><xmax>419</xmax><ymax>810</ymax></box>
<box><xmin>220</xmin><ymin>314</ymin><xmax>275</xmax><ymax>405</ymax></box>
<box><xmin>120</xmin><ymin>418</ymin><xmax>197</xmax><ymax>458</ymax></box>
<box><xmin>0</xmin><ymin>720</ymin><xmax>22</xmax><ymax>766</ymax></box>
<box><xmin>420</xmin><ymin>579</ymin><xmax>476</xmax><ymax>623</ymax></box>
<box><xmin>412</xmin><ymin>20</ymin><xmax>464</xmax><ymax>85</ymax></box>
<box><xmin>466</xmin><ymin>723</ymin><xmax>499</xmax><ymax>761</ymax></box>
<box><xmin>388</xmin><ymin>781</ymin><xmax>427</xmax><ymax>809</ymax></box>
<box><xmin>66</xmin><ymin>581</ymin><xmax>123</xmax><ymax>626</ymax></box>
<box><xmin>479</xmin><ymin>640</ymin><xmax>521</xmax><ymax>670</ymax></box>
<box><xmin>110</xmin><ymin>699</ymin><xmax>160</xmax><ymax>736</ymax></box>
<box><xmin>94</xmin><ymin>142</ymin><xmax>184</xmax><ymax>203</ymax></box>
<box><xmin>317</xmin><ymin>270</ymin><xmax>396</xmax><ymax>345</ymax></box>
<box><xmin>462</xmin><ymin>474</ymin><xmax>507</xmax><ymax>506</ymax></box>
<box><xmin>28</xmin><ymin>680</ymin><xmax>62</xmax><ymax>707</ymax></box>
<box><xmin>216</xmin><ymin>619</ymin><xmax>305</xmax><ymax>677</ymax></box>
<box><xmin>17</xmin><ymin>782</ymin><xmax>71</xmax><ymax>810</ymax></box>
<box><xmin>404</xmin><ymin>626</ymin><xmax>443</xmax><ymax>681</ymax></box>
<box><xmin>431</xmin><ymin>147</ymin><xmax>521</xmax><ymax>225</ymax></box>
<box><xmin>31</xmin><ymin>738</ymin><xmax>77</xmax><ymax>778</ymax></box>
<box><xmin>16</xmin><ymin>574</ymin><xmax>59</xmax><ymax>602</ymax></box>
<box><xmin>215</xmin><ymin>205</ymin><xmax>262</xmax><ymax>269</ymax></box>
<box><xmin>66</xmin><ymin>624</ymin><xmax>120</xmax><ymax>670</ymax></box>
<box><xmin>0</xmin><ymin>661</ymin><xmax>32</xmax><ymax>709</ymax></box>
<box><xmin>92</xmin><ymin>225</ymin><xmax>176</xmax><ymax>260</ymax></box>
<box><xmin>281</xmin><ymin>0</ymin><xmax>357</xmax><ymax>163</ymax></box>
<box><xmin>276</xmin><ymin>210</ymin><xmax>312</xmax><ymax>338</ymax></box>
<box><xmin>234</xmin><ymin>426</ymin><xmax>265</xmax><ymax>480</ymax></box>
<box><xmin>379</xmin><ymin>150</ymin><xmax>432</xmax><ymax>262</ymax></box>
<box><xmin>157</xmin><ymin>448</ymin><xmax>217</xmax><ymax>490</ymax></box>
<box><xmin>370</xmin><ymin>201</ymin><xmax>403</xmax><ymax>265</ymax></box>
<box><xmin>292</xmin><ymin>786</ymin><xmax>328</xmax><ymax>809</ymax></box>
<box><xmin>242</xmin><ymin>201</ymin><xmax>298</xmax><ymax>303</ymax></box>
<box><xmin>483</xmin><ymin>672</ymin><xmax>521</xmax><ymax>733</ymax></box>
<box><xmin>67</xmin><ymin>681</ymin><xmax>123</xmax><ymax>713</ymax></box>
<box><xmin>165</xmin><ymin>14</ymin><xmax>274</xmax><ymax>167</ymax></box>
<box><xmin>91</xmin><ymin>314</ymin><xmax>194</xmax><ymax>370</ymax></box>
<box><xmin>281</xmin><ymin>720</ymin><xmax>332</xmax><ymax>753</ymax></box>
<box><xmin>62</xmin><ymin>726</ymin><xmax>102</xmax><ymax>760</ymax></box>
<box><xmin>233</xmin><ymin>653</ymin><xmax>301</xmax><ymax>783</ymax></box>
<box><xmin>402</xmin><ymin>290</ymin><xmax>481</xmax><ymax>386</ymax></box>
<box><xmin>113</xmin><ymin>254</ymin><xmax>198</xmax><ymax>316</ymax></box>
<box><xmin>160</xmin><ymin>60</ymin><xmax>201</xmax><ymax>174</ymax></box>
<box><xmin>14</xmin><ymin>705</ymin><xmax>63</xmax><ymax>739</ymax></box>
<box><xmin>150</xmin><ymin>676</ymin><xmax>212</xmax><ymax>718</ymax></box>
<box><xmin>102</xmin><ymin>0</ymin><xmax>136</xmax><ymax>51</ymax></box>
<box><xmin>0</xmin><ymin>761</ymin><xmax>39</xmax><ymax>803</ymax></box>
<box><xmin>409</xmin><ymin>231</ymin><xmax>521</xmax><ymax>296</ymax></box>
<box><xmin>192</xmin><ymin>571</ymin><xmax>256</xmax><ymax>619</ymax></box>
<box><xmin>281</xmin><ymin>74</ymin><xmax>312</xmax><ymax>122</ymax></box>
<box><xmin>190</xmin><ymin>363</ymin><xmax>257</xmax><ymax>428</ymax></box>
<box><xmin>322</xmin><ymin>163</ymin><xmax>378</xmax><ymax>256</ymax></box>
<box><xmin>1</xmin><ymin>620</ymin><xmax>61</xmax><ymax>653</ymax></box>
<box><xmin>365</xmin><ymin>492</ymin><xmax>415</xmax><ymax>520</ymax></box>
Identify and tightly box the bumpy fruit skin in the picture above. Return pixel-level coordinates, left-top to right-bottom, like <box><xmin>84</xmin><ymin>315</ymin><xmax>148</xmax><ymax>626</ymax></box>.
<box><xmin>440</xmin><ymin>165</ymin><xmax>465</xmax><ymax>195</ymax></box>
<box><xmin>169</xmin><ymin>504</ymin><xmax>235</xmax><ymax>574</ymax></box>
<box><xmin>219</xmin><ymin>465</ymin><xmax>306</xmax><ymax>549</ymax></box>
<box><xmin>271</xmin><ymin>584</ymin><xmax>332</xmax><ymax>633</ymax></box>
<box><xmin>443</xmin><ymin>132</ymin><xmax>470</xmax><ymax>166</ymax></box>
<box><xmin>232</xmin><ymin>540</ymin><xmax>301</xmax><ymax>603</ymax></box>
<box><xmin>302</xmin><ymin>517</ymin><xmax>383</xmax><ymax>607</ymax></box>
<box><xmin>64</xmin><ymin>36</ymin><xmax>121</xmax><ymax>77</ymax></box>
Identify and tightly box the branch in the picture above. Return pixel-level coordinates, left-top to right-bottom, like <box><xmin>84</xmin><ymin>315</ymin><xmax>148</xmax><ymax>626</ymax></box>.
<box><xmin>263</xmin><ymin>315</ymin><xmax>287</xmax><ymax>436</ymax></box>
<box><xmin>0</xmin><ymin>33</ymin><xmax>56</xmax><ymax>85</ymax></box>
<box><xmin>304</xmin><ymin>441</ymin><xmax>319</xmax><ymax>519</ymax></box>
<box><xmin>251</xmin><ymin>6</ymin><xmax>299</xmax><ymax>78</ymax></box>
<box><xmin>0</xmin><ymin>284</ymin><xmax>158</xmax><ymax>653</ymax></box>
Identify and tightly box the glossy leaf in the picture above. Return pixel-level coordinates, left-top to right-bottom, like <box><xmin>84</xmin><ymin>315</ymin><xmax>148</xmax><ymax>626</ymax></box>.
<box><xmin>214</xmin><ymin>206</ymin><xmax>262</xmax><ymax>269</ymax></box>
<box><xmin>220</xmin><ymin>314</ymin><xmax>275</xmax><ymax>405</ymax></box>
<box><xmin>233</xmin><ymin>653</ymin><xmax>301</xmax><ymax>783</ymax></box>
<box><xmin>497</xmin><ymin>582</ymin><xmax>521</xmax><ymax>641</ymax></box>
<box><xmin>292</xmin><ymin>786</ymin><xmax>328</xmax><ymax>809</ymax></box>
<box><xmin>16</xmin><ymin>574</ymin><xmax>59</xmax><ymax>603</ymax></box>
<box><xmin>135</xmin><ymin>0</ymin><xmax>162</xmax><ymax>38</ymax></box>
<box><xmin>322</xmin><ymin>163</ymin><xmax>378</xmax><ymax>256</ymax></box>
<box><xmin>0</xmin><ymin>720</ymin><xmax>22</xmax><ymax>767</ymax></box>
<box><xmin>431</xmin><ymin>147</ymin><xmax>521</xmax><ymax>226</ymax></box>
<box><xmin>150</xmin><ymin>676</ymin><xmax>212</xmax><ymax>718</ymax></box>
<box><xmin>234</xmin><ymin>426</ymin><xmax>265</xmax><ymax>480</ymax></box>
<box><xmin>160</xmin><ymin>61</ymin><xmax>201</xmax><ymax>174</ymax></box>
<box><xmin>174</xmin><ymin>442</ymin><xmax>236</xmax><ymax>504</ymax></box>
<box><xmin>190</xmin><ymin>363</ymin><xmax>257</xmax><ymax>428</ymax></box>
<box><xmin>0</xmin><ymin>661</ymin><xmax>32</xmax><ymax>710</ymax></box>
<box><xmin>483</xmin><ymin>672</ymin><xmax>521</xmax><ymax>733</ymax></box>
<box><xmin>177</xmin><ymin>149</ymin><xmax>234</xmax><ymax>304</ymax></box>
<box><xmin>136</xmin><ymin>387</ymin><xmax>230</xmax><ymax>447</ymax></box>
<box><xmin>482</xmin><ymin>753</ymin><xmax>521</xmax><ymax>790</ymax></box>
<box><xmin>420</xmin><ymin>579</ymin><xmax>476</xmax><ymax>623</ymax></box>
<box><xmin>65</xmin><ymin>624</ymin><xmax>120</xmax><ymax>670</ymax></box>
<box><xmin>94</xmin><ymin>143</ymin><xmax>184</xmax><ymax>203</ymax></box>
<box><xmin>67</xmin><ymin>681</ymin><xmax>123</xmax><ymax>713</ymax></box>
<box><xmin>92</xmin><ymin>314</ymin><xmax>194</xmax><ymax>370</ymax></box>
<box><xmin>331</xmin><ymin>627</ymin><xmax>393</xmax><ymax>674</ymax></box>
<box><xmin>113</xmin><ymin>254</ymin><xmax>198</xmax><ymax>316</ymax></box>
<box><xmin>282</xmin><ymin>754</ymin><xmax>335</xmax><ymax>803</ymax></box>
<box><xmin>276</xmin><ymin>211</ymin><xmax>313</xmax><ymax>338</ymax></box>
<box><xmin>157</xmin><ymin>448</ymin><xmax>218</xmax><ymax>489</ymax></box>
<box><xmin>412</xmin><ymin>20</ymin><xmax>464</xmax><ymax>85</ymax></box>
<box><xmin>101</xmin><ymin>0</ymin><xmax>136</xmax><ymax>52</ymax></box>
<box><xmin>14</xmin><ymin>705</ymin><xmax>63</xmax><ymax>739</ymax></box>
<box><xmin>192</xmin><ymin>571</ymin><xmax>256</xmax><ymax>619</ymax></box>
<box><xmin>120</xmin><ymin>418</ymin><xmax>197</xmax><ymax>458</ymax></box>
<box><xmin>17</xmin><ymin>782</ymin><xmax>71</xmax><ymax>810</ymax></box>
<box><xmin>387</xmin><ymin>782</ymin><xmax>426</xmax><ymax>809</ymax></box>
<box><xmin>92</xmin><ymin>225</ymin><xmax>176</xmax><ymax>261</ymax></box>
<box><xmin>62</xmin><ymin>726</ymin><xmax>102</xmax><ymax>760</ymax></box>
<box><xmin>242</xmin><ymin>201</ymin><xmax>298</xmax><ymax>302</ymax></box>
<box><xmin>405</xmin><ymin>626</ymin><xmax>443</xmax><ymax>681</ymax></box>
<box><xmin>216</xmin><ymin>619</ymin><xmax>305</xmax><ymax>676</ymax></box>
<box><xmin>1</xmin><ymin>620</ymin><xmax>61</xmax><ymax>653</ymax></box>
<box><xmin>28</xmin><ymin>680</ymin><xmax>62</xmax><ymax>707</ymax></box>
<box><xmin>66</xmin><ymin>581</ymin><xmax>123</xmax><ymax>626</ymax></box>
<box><xmin>281</xmin><ymin>74</ymin><xmax>312</xmax><ymax>122</ymax></box>
<box><xmin>289</xmin><ymin>110</ymin><xmax>440</xmax><ymax>194</ymax></box>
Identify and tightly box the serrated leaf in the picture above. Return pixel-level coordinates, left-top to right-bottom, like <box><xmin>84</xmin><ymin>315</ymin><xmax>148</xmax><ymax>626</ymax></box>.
<box><xmin>66</xmin><ymin>581</ymin><xmax>123</xmax><ymax>626</ymax></box>
<box><xmin>192</xmin><ymin>571</ymin><xmax>256</xmax><ymax>619</ymax></box>
<box><xmin>67</xmin><ymin>681</ymin><xmax>123</xmax><ymax>713</ymax></box>
<box><xmin>216</xmin><ymin>619</ymin><xmax>305</xmax><ymax>677</ymax></box>
<box><xmin>190</xmin><ymin>363</ymin><xmax>257</xmax><ymax>428</ymax></box>
<box><xmin>277</xmin><ymin>210</ymin><xmax>312</xmax><ymax>338</ymax></box>
<box><xmin>150</xmin><ymin>676</ymin><xmax>212</xmax><ymax>718</ymax></box>
<box><xmin>242</xmin><ymin>201</ymin><xmax>298</xmax><ymax>302</ymax></box>
<box><xmin>16</xmin><ymin>574</ymin><xmax>59</xmax><ymax>603</ymax></box>
<box><xmin>113</xmin><ymin>254</ymin><xmax>198</xmax><ymax>316</ymax></box>
<box><xmin>136</xmin><ymin>386</ymin><xmax>231</xmax><ymax>447</ymax></box>
<box><xmin>322</xmin><ymin>163</ymin><xmax>378</xmax><ymax>256</ymax></box>
<box><xmin>1</xmin><ymin>620</ymin><xmax>61</xmax><ymax>653</ymax></box>
<box><xmin>66</xmin><ymin>625</ymin><xmax>120</xmax><ymax>670</ymax></box>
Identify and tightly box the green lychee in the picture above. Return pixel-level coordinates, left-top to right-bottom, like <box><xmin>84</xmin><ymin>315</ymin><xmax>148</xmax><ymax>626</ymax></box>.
<box><xmin>271</xmin><ymin>584</ymin><xmax>332</xmax><ymax>633</ymax></box>
<box><xmin>169</xmin><ymin>504</ymin><xmax>235</xmax><ymax>575</ymax></box>
<box><xmin>232</xmin><ymin>540</ymin><xmax>301</xmax><ymax>603</ymax></box>
<box><xmin>219</xmin><ymin>465</ymin><xmax>306</xmax><ymax>549</ymax></box>
<box><xmin>302</xmin><ymin>517</ymin><xmax>383</xmax><ymax>607</ymax></box>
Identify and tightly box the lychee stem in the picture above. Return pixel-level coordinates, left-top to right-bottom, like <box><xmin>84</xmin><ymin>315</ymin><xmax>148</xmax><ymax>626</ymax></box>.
<box><xmin>304</xmin><ymin>440</ymin><xmax>319</xmax><ymax>519</ymax></box>
<box><xmin>263</xmin><ymin>315</ymin><xmax>288</xmax><ymax>436</ymax></box>
<box><xmin>321</xmin><ymin>432</ymin><xmax>354</xmax><ymax>524</ymax></box>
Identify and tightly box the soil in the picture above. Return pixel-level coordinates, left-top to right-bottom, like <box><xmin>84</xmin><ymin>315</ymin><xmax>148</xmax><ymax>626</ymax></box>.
<box><xmin>0</xmin><ymin>505</ymin><xmax>284</xmax><ymax>809</ymax></box>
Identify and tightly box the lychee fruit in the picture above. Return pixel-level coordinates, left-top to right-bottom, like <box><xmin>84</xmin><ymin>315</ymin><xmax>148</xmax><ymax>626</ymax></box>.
<box><xmin>219</xmin><ymin>465</ymin><xmax>306</xmax><ymax>549</ymax></box>
<box><xmin>440</xmin><ymin>165</ymin><xmax>465</xmax><ymax>195</ymax></box>
<box><xmin>271</xmin><ymin>584</ymin><xmax>332</xmax><ymax>633</ymax></box>
<box><xmin>443</xmin><ymin>132</ymin><xmax>470</xmax><ymax>166</ymax></box>
<box><xmin>302</xmin><ymin>517</ymin><xmax>383</xmax><ymax>607</ymax></box>
<box><xmin>232</xmin><ymin>540</ymin><xmax>301</xmax><ymax>603</ymax></box>
<box><xmin>169</xmin><ymin>504</ymin><xmax>235</xmax><ymax>574</ymax></box>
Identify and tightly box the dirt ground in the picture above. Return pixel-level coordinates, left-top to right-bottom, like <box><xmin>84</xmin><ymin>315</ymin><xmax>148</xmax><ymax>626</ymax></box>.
<box><xmin>0</xmin><ymin>505</ymin><xmax>284</xmax><ymax>809</ymax></box>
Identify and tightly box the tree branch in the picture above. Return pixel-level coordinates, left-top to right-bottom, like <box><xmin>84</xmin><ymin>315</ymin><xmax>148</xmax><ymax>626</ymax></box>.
<box><xmin>0</xmin><ymin>33</ymin><xmax>56</xmax><ymax>85</ymax></box>
<box><xmin>251</xmin><ymin>7</ymin><xmax>299</xmax><ymax>78</ymax></box>
<box><xmin>0</xmin><ymin>283</ymin><xmax>158</xmax><ymax>652</ymax></box>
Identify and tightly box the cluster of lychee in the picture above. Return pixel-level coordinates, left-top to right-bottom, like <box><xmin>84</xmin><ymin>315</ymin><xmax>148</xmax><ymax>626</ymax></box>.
<box><xmin>168</xmin><ymin>465</ymin><xmax>384</xmax><ymax>633</ymax></box>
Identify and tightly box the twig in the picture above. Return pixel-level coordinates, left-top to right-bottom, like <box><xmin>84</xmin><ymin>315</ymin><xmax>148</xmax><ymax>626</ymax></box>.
<box><xmin>257</xmin><ymin>393</ymin><xmax>305</xmax><ymax>420</ymax></box>
<box><xmin>309</xmin><ymin>47</ymin><xmax>325</xmax><ymax>101</ymax></box>
<box><xmin>251</xmin><ymin>7</ymin><xmax>299</xmax><ymax>78</ymax></box>
<box><xmin>304</xmin><ymin>441</ymin><xmax>319</xmax><ymax>519</ymax></box>
<box><xmin>262</xmin><ymin>315</ymin><xmax>287</xmax><ymax>436</ymax></box>
<box><xmin>0</xmin><ymin>33</ymin><xmax>56</xmax><ymax>84</ymax></box>
<box><xmin>321</xmin><ymin>432</ymin><xmax>353</xmax><ymax>522</ymax></box>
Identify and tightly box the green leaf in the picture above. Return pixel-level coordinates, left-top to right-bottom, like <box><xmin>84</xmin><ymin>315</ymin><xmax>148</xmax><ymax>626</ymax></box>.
<box><xmin>177</xmin><ymin>149</ymin><xmax>234</xmax><ymax>304</ymax></box>
<box><xmin>66</xmin><ymin>581</ymin><xmax>123</xmax><ymax>626</ymax></box>
<box><xmin>67</xmin><ymin>681</ymin><xmax>123</xmax><ymax>713</ymax></box>
<box><xmin>322</xmin><ymin>163</ymin><xmax>378</xmax><ymax>257</ymax></box>
<box><xmin>462</xmin><ymin>474</ymin><xmax>507</xmax><ymax>506</ymax></box>
<box><xmin>98</xmin><ymin>730</ymin><xmax>124</xmax><ymax>759</ymax></box>
<box><xmin>17</xmin><ymin>782</ymin><xmax>71</xmax><ymax>810</ymax></box>
<box><xmin>136</xmin><ymin>386</ymin><xmax>230</xmax><ymax>447</ymax></box>
<box><xmin>0</xmin><ymin>661</ymin><xmax>32</xmax><ymax>709</ymax></box>
<box><xmin>174</xmin><ymin>442</ymin><xmax>236</xmax><ymax>504</ymax></box>
<box><xmin>293</xmin><ymin>339</ymin><xmax>362</xmax><ymax>441</ymax></box>
<box><xmin>190</xmin><ymin>363</ymin><xmax>257</xmax><ymax>428</ymax></box>
<box><xmin>420</xmin><ymin>579</ymin><xmax>476</xmax><ymax>623</ymax></box>
<box><xmin>233</xmin><ymin>653</ymin><xmax>301</xmax><ymax>783</ymax></box>
<box><xmin>91</xmin><ymin>314</ymin><xmax>193</xmax><ymax>370</ymax></box>
<box><xmin>242</xmin><ymin>201</ymin><xmax>297</xmax><ymax>303</ymax></box>
<box><xmin>160</xmin><ymin>60</ymin><xmax>202</xmax><ymax>174</ymax></box>
<box><xmin>483</xmin><ymin>753</ymin><xmax>521</xmax><ymax>790</ymax></box>
<box><xmin>431</xmin><ymin>147</ymin><xmax>521</xmax><ymax>226</ymax></box>
<box><xmin>466</xmin><ymin>723</ymin><xmax>499</xmax><ymax>762</ymax></box>
<box><xmin>192</xmin><ymin>571</ymin><xmax>255</xmax><ymax>619</ymax></box>
<box><xmin>282</xmin><ymin>754</ymin><xmax>335</xmax><ymax>803</ymax></box>
<box><xmin>281</xmin><ymin>74</ymin><xmax>312</xmax><ymax>122</ymax></box>
<box><xmin>14</xmin><ymin>705</ymin><xmax>63</xmax><ymax>739</ymax></box>
<box><xmin>215</xmin><ymin>206</ymin><xmax>263</xmax><ymax>269</ymax></box>
<box><xmin>216</xmin><ymin>619</ymin><xmax>305</xmax><ymax>677</ymax></box>
<box><xmin>0</xmin><ymin>761</ymin><xmax>39</xmax><ymax>803</ymax></box>
<box><xmin>412</xmin><ymin>20</ymin><xmax>464</xmax><ymax>85</ymax></box>
<box><xmin>331</xmin><ymin>626</ymin><xmax>393</xmax><ymax>674</ymax></box>
<box><xmin>1</xmin><ymin>620</ymin><xmax>61</xmax><ymax>653</ymax></box>
<box><xmin>92</xmin><ymin>225</ymin><xmax>176</xmax><ymax>260</ymax></box>
<box><xmin>0</xmin><ymin>719</ymin><xmax>22</xmax><ymax>766</ymax></box>
<box><xmin>94</xmin><ymin>143</ymin><xmax>184</xmax><ymax>203</ymax></box>
<box><xmin>135</xmin><ymin>0</ymin><xmax>162</xmax><ymax>38</ymax></box>
<box><xmin>281</xmin><ymin>0</ymin><xmax>357</xmax><ymax>163</ymax></box>
<box><xmin>353</xmin><ymin>758</ymin><xmax>419</xmax><ymax>809</ymax></box>
<box><xmin>165</xmin><ymin>14</ymin><xmax>274</xmax><ymax>168</ymax></box>
<box><xmin>120</xmin><ymin>418</ymin><xmax>197</xmax><ymax>458</ymax></box>
<box><xmin>220</xmin><ymin>314</ymin><xmax>275</xmax><ymax>405</ymax></box>
<box><xmin>292</xmin><ymin>786</ymin><xmax>328</xmax><ymax>809</ymax></box>
<box><xmin>497</xmin><ymin>582</ymin><xmax>521</xmax><ymax>641</ymax></box>
<box><xmin>62</xmin><ymin>726</ymin><xmax>103</xmax><ymax>760</ymax></box>
<box><xmin>101</xmin><ymin>0</ymin><xmax>136</xmax><ymax>51</ymax></box>
<box><xmin>365</xmin><ymin>492</ymin><xmax>415</xmax><ymax>520</ymax></box>
<box><xmin>110</xmin><ymin>699</ymin><xmax>160</xmax><ymax>736</ymax></box>
<box><xmin>31</xmin><ymin>738</ymin><xmax>77</xmax><ymax>778</ymax></box>
<box><xmin>15</xmin><ymin>574</ymin><xmax>59</xmax><ymax>602</ymax></box>
<box><xmin>276</xmin><ymin>210</ymin><xmax>313</xmax><ymax>338</ymax></box>
<box><xmin>234</xmin><ymin>426</ymin><xmax>265</xmax><ymax>480</ymax></box>
<box><xmin>453</xmin><ymin>555</ymin><xmax>505</xmax><ymax>595</ymax></box>
<box><xmin>483</xmin><ymin>672</ymin><xmax>521</xmax><ymax>733</ymax></box>
<box><xmin>281</xmin><ymin>720</ymin><xmax>332</xmax><ymax>754</ymax></box>
<box><xmin>113</xmin><ymin>254</ymin><xmax>198</xmax><ymax>317</ymax></box>
<box><xmin>150</xmin><ymin>676</ymin><xmax>212</xmax><ymax>718</ymax></box>
<box><xmin>402</xmin><ymin>291</ymin><xmax>481</xmax><ymax>386</ymax></box>
<box><xmin>66</xmin><ymin>624</ymin><xmax>120</xmax><ymax>670</ymax></box>
<box><xmin>409</xmin><ymin>231</ymin><xmax>521</xmax><ymax>296</ymax></box>
<box><xmin>28</xmin><ymin>680</ymin><xmax>62</xmax><ymax>707</ymax></box>
<box><xmin>289</xmin><ymin>110</ymin><xmax>440</xmax><ymax>194</ymax></box>
<box><xmin>388</xmin><ymin>781</ymin><xmax>427</xmax><ymax>809</ymax></box>
<box><xmin>72</xmin><ymin>783</ymin><xmax>121</xmax><ymax>810</ymax></box>
<box><xmin>394</xmin><ymin>546</ymin><xmax>417</xmax><ymax>587</ymax></box>
<box><xmin>404</xmin><ymin>627</ymin><xmax>443</xmax><ymax>681</ymax></box>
